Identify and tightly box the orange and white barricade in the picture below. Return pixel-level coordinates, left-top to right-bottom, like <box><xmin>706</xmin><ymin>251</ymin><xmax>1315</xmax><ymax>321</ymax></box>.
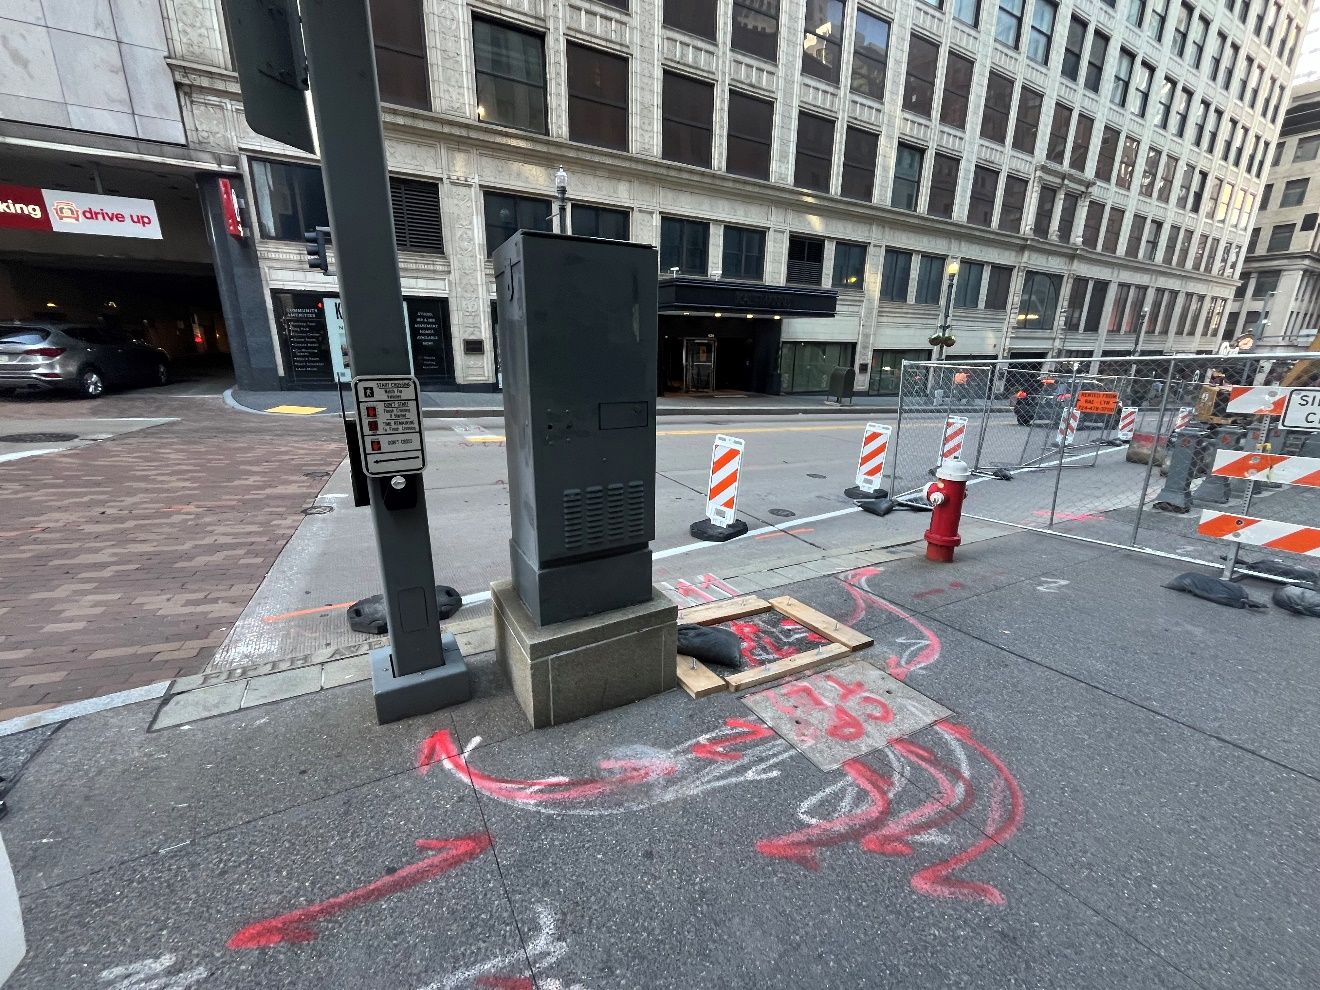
<box><xmin>1118</xmin><ymin>406</ymin><xmax>1138</xmax><ymax>441</ymax></box>
<box><xmin>1226</xmin><ymin>385</ymin><xmax>1290</xmax><ymax>417</ymax></box>
<box><xmin>1054</xmin><ymin>408</ymin><xmax>1080</xmax><ymax>447</ymax></box>
<box><xmin>854</xmin><ymin>423</ymin><xmax>891</xmax><ymax>495</ymax></box>
<box><xmin>941</xmin><ymin>416</ymin><xmax>968</xmax><ymax>463</ymax></box>
<box><xmin>1198</xmin><ymin>513</ymin><xmax>1320</xmax><ymax>556</ymax></box>
<box><xmin>704</xmin><ymin>435</ymin><xmax>745</xmax><ymax>527</ymax></box>
<box><xmin>1211</xmin><ymin>451</ymin><xmax>1320</xmax><ymax>489</ymax></box>
<box><xmin>1174</xmin><ymin>407</ymin><xmax>1195</xmax><ymax>432</ymax></box>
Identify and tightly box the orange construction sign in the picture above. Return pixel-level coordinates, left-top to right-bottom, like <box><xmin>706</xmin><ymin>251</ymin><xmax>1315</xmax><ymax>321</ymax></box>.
<box><xmin>1075</xmin><ymin>391</ymin><xmax>1119</xmax><ymax>414</ymax></box>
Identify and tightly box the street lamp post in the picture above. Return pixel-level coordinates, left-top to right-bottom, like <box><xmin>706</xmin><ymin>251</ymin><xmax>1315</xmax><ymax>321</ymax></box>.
<box><xmin>929</xmin><ymin>260</ymin><xmax>959</xmax><ymax>360</ymax></box>
<box><xmin>554</xmin><ymin>166</ymin><xmax>569</xmax><ymax>234</ymax></box>
<box><xmin>1131</xmin><ymin>306</ymin><xmax>1150</xmax><ymax>357</ymax></box>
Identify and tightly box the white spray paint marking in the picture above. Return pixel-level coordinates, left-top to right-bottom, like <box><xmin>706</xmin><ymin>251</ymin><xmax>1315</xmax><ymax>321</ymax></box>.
<box><xmin>1035</xmin><ymin>578</ymin><xmax>1070</xmax><ymax>593</ymax></box>
<box><xmin>422</xmin><ymin>903</ymin><xmax>588</xmax><ymax>990</ymax></box>
<box><xmin>0</xmin><ymin>448</ymin><xmax>61</xmax><ymax>464</ymax></box>
<box><xmin>97</xmin><ymin>955</ymin><xmax>208</xmax><ymax>990</ymax></box>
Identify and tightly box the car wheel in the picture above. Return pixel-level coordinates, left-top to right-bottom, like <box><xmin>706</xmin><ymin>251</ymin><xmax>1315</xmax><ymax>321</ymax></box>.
<box><xmin>1016</xmin><ymin>411</ymin><xmax>1032</xmax><ymax>425</ymax></box>
<box><xmin>154</xmin><ymin>361</ymin><xmax>170</xmax><ymax>386</ymax></box>
<box><xmin>79</xmin><ymin>367</ymin><xmax>106</xmax><ymax>398</ymax></box>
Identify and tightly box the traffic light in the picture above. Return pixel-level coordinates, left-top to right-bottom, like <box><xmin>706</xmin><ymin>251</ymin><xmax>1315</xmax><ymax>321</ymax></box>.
<box><xmin>304</xmin><ymin>226</ymin><xmax>331</xmax><ymax>274</ymax></box>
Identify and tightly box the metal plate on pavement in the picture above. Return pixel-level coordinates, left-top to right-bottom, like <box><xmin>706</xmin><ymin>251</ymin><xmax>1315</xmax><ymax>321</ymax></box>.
<box><xmin>353</xmin><ymin>375</ymin><xmax>425</xmax><ymax>476</ymax></box>
<box><xmin>1282</xmin><ymin>388</ymin><xmax>1320</xmax><ymax>431</ymax></box>
<box><xmin>741</xmin><ymin>659</ymin><xmax>952</xmax><ymax>772</ymax></box>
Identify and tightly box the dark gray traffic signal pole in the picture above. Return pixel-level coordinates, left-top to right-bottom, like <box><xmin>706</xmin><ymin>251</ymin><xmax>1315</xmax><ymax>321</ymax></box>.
<box><xmin>224</xmin><ymin>0</ymin><xmax>470</xmax><ymax>718</ymax></box>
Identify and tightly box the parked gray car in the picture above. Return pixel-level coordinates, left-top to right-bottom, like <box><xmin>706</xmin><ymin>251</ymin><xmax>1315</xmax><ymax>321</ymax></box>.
<box><xmin>0</xmin><ymin>322</ymin><xmax>171</xmax><ymax>398</ymax></box>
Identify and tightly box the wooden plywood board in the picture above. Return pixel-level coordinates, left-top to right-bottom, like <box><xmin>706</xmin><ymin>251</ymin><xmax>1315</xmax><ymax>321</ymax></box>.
<box><xmin>724</xmin><ymin>642</ymin><xmax>853</xmax><ymax>691</ymax></box>
<box><xmin>679</xmin><ymin>594</ymin><xmax>770</xmax><ymax>626</ymax></box>
<box><xmin>768</xmin><ymin>596</ymin><xmax>875</xmax><ymax>650</ymax></box>
<box><xmin>676</xmin><ymin>655</ymin><xmax>728</xmax><ymax>699</ymax></box>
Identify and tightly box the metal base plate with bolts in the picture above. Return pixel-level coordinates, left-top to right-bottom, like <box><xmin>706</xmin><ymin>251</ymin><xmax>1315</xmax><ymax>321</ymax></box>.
<box><xmin>689</xmin><ymin>518</ymin><xmax>750</xmax><ymax>542</ymax></box>
<box><xmin>369</xmin><ymin>634</ymin><xmax>472</xmax><ymax>725</ymax></box>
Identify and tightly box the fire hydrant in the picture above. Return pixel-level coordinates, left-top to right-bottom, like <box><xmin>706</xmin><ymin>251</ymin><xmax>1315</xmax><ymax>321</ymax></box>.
<box><xmin>924</xmin><ymin>457</ymin><xmax>972</xmax><ymax>563</ymax></box>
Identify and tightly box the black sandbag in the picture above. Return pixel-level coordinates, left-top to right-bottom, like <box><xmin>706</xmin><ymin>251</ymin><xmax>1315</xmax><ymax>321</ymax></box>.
<box><xmin>677</xmin><ymin>624</ymin><xmax>744</xmax><ymax>668</ymax></box>
<box><xmin>1234</xmin><ymin>558</ymin><xmax>1319</xmax><ymax>587</ymax></box>
<box><xmin>1272</xmin><ymin>585</ymin><xmax>1320</xmax><ymax>617</ymax></box>
<box><xmin>1163</xmin><ymin>572</ymin><xmax>1266</xmax><ymax>609</ymax></box>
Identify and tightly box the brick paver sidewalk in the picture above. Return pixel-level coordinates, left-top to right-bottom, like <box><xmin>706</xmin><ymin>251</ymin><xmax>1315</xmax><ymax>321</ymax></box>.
<box><xmin>0</xmin><ymin>399</ymin><xmax>344</xmax><ymax>720</ymax></box>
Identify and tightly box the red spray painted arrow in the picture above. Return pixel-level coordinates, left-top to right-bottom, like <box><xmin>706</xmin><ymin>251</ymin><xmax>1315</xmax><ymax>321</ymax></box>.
<box><xmin>227</xmin><ymin>833</ymin><xmax>491</xmax><ymax>949</ymax></box>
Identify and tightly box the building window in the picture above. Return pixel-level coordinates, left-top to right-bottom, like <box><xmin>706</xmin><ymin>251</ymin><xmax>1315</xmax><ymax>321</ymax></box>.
<box><xmin>1125</xmin><ymin>213</ymin><xmax>1146</xmax><ymax>258</ymax></box>
<box><xmin>1111</xmin><ymin>48</ymin><xmax>1134</xmax><ymax>106</ymax></box>
<box><xmin>572</xmin><ymin>204</ymin><xmax>629</xmax><ymax>240</ymax></box>
<box><xmin>1170</xmin><ymin>1</ymin><xmax>1191</xmax><ymax>57</ymax></box>
<box><xmin>851</xmin><ymin>9</ymin><xmax>890</xmax><ymax>101</ymax></box>
<box><xmin>1163</xmin><ymin>224</ymin><xmax>1180</xmax><ymax>264</ymax></box>
<box><xmin>566</xmin><ymin>43</ymin><xmax>628</xmax><ymax>151</ymax></box>
<box><xmin>1062</xmin><ymin>15</ymin><xmax>1086</xmax><ymax>81</ymax></box>
<box><xmin>1189</xmin><ymin>169</ymin><xmax>1207</xmax><ymax>212</ymax></box>
<box><xmin>1155</xmin><ymin>76</ymin><xmax>1174</xmax><ymax>129</ymax></box>
<box><xmin>793</xmin><ymin>111</ymin><xmax>835</xmax><ymax>193</ymax></box>
<box><xmin>880</xmin><ymin>248</ymin><xmax>913</xmax><ymax>302</ymax></box>
<box><xmin>484</xmin><ymin>191</ymin><xmax>552</xmax><ymax>256</ymax></box>
<box><xmin>1294</xmin><ymin>135</ymin><xmax>1320</xmax><ymax>163</ymax></box>
<box><xmin>903</xmin><ymin>33</ymin><xmax>940</xmax><ymax>118</ymax></box>
<box><xmin>928</xmin><ymin>153</ymin><xmax>959</xmax><ymax>219</ymax></box>
<box><xmin>722</xmin><ymin>226</ymin><xmax>766</xmax><ymax>281</ymax></box>
<box><xmin>726</xmin><ymin>90</ymin><xmax>774</xmax><ymax>181</ymax></box>
<box><xmin>841</xmin><ymin>126</ymin><xmax>879</xmax><ymax>201</ymax></box>
<box><xmin>1127</xmin><ymin>0</ymin><xmax>1146</xmax><ymax>29</ymax></box>
<box><xmin>1302</xmin><ymin>213</ymin><xmax>1318</xmax><ymax>232</ymax></box>
<box><xmin>1018</xmin><ymin>271</ymin><xmax>1062</xmax><ymax>333</ymax></box>
<box><xmin>665</xmin><ymin>0</ymin><xmax>716</xmax><ymax>40</ymax></box>
<box><xmin>1116</xmin><ymin>135</ymin><xmax>1139</xmax><ymax>191</ymax></box>
<box><xmin>1140</xmin><ymin>147</ymin><xmax>1159</xmax><ymax>197</ymax></box>
<box><xmin>985</xmin><ymin>265</ymin><xmax>1013</xmax><ymax>310</ymax></box>
<box><xmin>802</xmin><ymin>0</ymin><xmax>845</xmax><ymax>85</ymax></box>
<box><xmin>1067</xmin><ymin>114</ymin><xmax>1093</xmax><ymax>174</ymax></box>
<box><xmin>1081</xmin><ymin>201</ymin><xmax>1104</xmax><ymax>248</ymax></box>
<box><xmin>1266</xmin><ymin>224</ymin><xmax>1294</xmax><ymax>253</ymax></box>
<box><xmin>996</xmin><ymin>0</ymin><xmax>1025</xmax><ymax>49</ymax></box>
<box><xmin>915</xmin><ymin>255</ymin><xmax>947</xmax><ymax>305</ymax></box>
<box><xmin>787</xmin><ymin>235</ymin><xmax>825</xmax><ymax>285</ymax></box>
<box><xmin>955</xmin><ymin>261</ymin><xmax>984</xmax><ymax>307</ymax></box>
<box><xmin>473</xmin><ymin>17</ymin><xmax>547</xmax><ymax>134</ymax></box>
<box><xmin>731</xmin><ymin>0</ymin><xmax>779</xmax><ymax>61</ymax></box>
<box><xmin>1132</xmin><ymin>62</ymin><xmax>1154</xmax><ymax>117</ymax></box>
<box><xmin>1142</xmin><ymin>220</ymin><xmax>1162</xmax><ymax>263</ymax></box>
<box><xmin>999</xmin><ymin>174</ymin><xmax>1028</xmax><ymax>233</ymax></box>
<box><xmin>1148</xmin><ymin>0</ymin><xmax>1170</xmax><ymax>38</ymax></box>
<box><xmin>251</xmin><ymin>159</ymin><xmax>328</xmax><ymax>241</ymax></box>
<box><xmin>1012</xmin><ymin>86</ymin><xmax>1043</xmax><ymax>155</ymax></box>
<box><xmin>1027</xmin><ymin>1</ymin><xmax>1057</xmax><ymax>65</ymax></box>
<box><xmin>832</xmin><ymin>241</ymin><xmax>868</xmax><ymax>290</ymax></box>
<box><xmin>659</xmin><ymin>217</ymin><xmax>708</xmax><ymax>274</ymax></box>
<box><xmin>1084</xmin><ymin>30</ymin><xmax>1108</xmax><ymax>93</ymax></box>
<box><xmin>1057</xmin><ymin>191</ymin><xmax>1079</xmax><ymax>242</ymax></box>
<box><xmin>1033</xmin><ymin>184</ymin><xmax>1057</xmax><ymax>238</ymax></box>
<box><xmin>981</xmin><ymin>72</ymin><xmax>1014</xmax><ymax>143</ymax></box>
<box><xmin>1277</xmin><ymin>178</ymin><xmax>1309</xmax><ymax>207</ymax></box>
<box><xmin>1047</xmin><ymin>103</ymin><xmax>1072</xmax><ymax>164</ymax></box>
<box><xmin>954</xmin><ymin>0</ymin><xmax>981</xmax><ymax>27</ymax></box>
<box><xmin>891</xmin><ymin>143</ymin><xmax>924</xmax><ymax>211</ymax></box>
<box><xmin>1189</xmin><ymin>13</ymin><xmax>1208</xmax><ymax>66</ymax></box>
<box><xmin>1157</xmin><ymin>154</ymin><xmax>1178</xmax><ymax>203</ymax></box>
<box><xmin>371</xmin><ymin>0</ymin><xmax>429</xmax><ymax>110</ymax></box>
<box><xmin>662</xmin><ymin>71</ymin><xmax>714</xmax><ymax>168</ymax></box>
<box><xmin>1102</xmin><ymin>207</ymin><xmax>1125</xmax><ymax>254</ymax></box>
<box><xmin>968</xmin><ymin>165</ymin><xmax>999</xmax><ymax>227</ymax></box>
<box><xmin>941</xmin><ymin>51</ymin><xmax>974</xmax><ymax>129</ymax></box>
<box><xmin>1260</xmin><ymin>183</ymin><xmax>1274</xmax><ymax>211</ymax></box>
<box><xmin>1171</xmin><ymin>87</ymin><xmax>1191</xmax><ymax>138</ymax></box>
<box><xmin>390</xmin><ymin>178</ymin><xmax>444</xmax><ymax>253</ymax></box>
<box><xmin>1208</xmin><ymin>31</ymin><xmax>1225</xmax><ymax>79</ymax></box>
<box><xmin>1252</xmin><ymin>271</ymin><xmax>1281</xmax><ymax>298</ymax></box>
<box><xmin>1095</xmin><ymin>126</ymin><xmax>1119</xmax><ymax>183</ymax></box>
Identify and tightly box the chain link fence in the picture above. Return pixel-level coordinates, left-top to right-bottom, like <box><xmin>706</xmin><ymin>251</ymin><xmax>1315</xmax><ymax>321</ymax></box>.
<box><xmin>885</xmin><ymin>353</ymin><xmax>1320</xmax><ymax>581</ymax></box>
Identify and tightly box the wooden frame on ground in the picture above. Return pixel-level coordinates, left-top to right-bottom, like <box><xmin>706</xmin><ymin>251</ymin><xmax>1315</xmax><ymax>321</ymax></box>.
<box><xmin>676</xmin><ymin>594</ymin><xmax>874</xmax><ymax>698</ymax></box>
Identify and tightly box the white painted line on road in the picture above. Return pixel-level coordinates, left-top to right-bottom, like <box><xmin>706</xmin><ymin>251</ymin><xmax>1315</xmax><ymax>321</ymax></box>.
<box><xmin>0</xmin><ymin>448</ymin><xmax>60</xmax><ymax>463</ymax></box>
<box><xmin>0</xmin><ymin>680</ymin><xmax>171</xmax><ymax>737</ymax></box>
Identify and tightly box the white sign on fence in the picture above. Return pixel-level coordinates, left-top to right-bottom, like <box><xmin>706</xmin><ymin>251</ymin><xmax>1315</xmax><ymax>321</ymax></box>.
<box><xmin>1281</xmin><ymin>388</ymin><xmax>1320</xmax><ymax>431</ymax></box>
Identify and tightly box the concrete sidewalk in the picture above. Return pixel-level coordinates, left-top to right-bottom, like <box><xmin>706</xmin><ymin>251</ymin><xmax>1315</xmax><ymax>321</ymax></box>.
<box><xmin>228</xmin><ymin>385</ymin><xmax>900</xmax><ymax>418</ymax></box>
<box><xmin>0</xmin><ymin>531</ymin><xmax>1316</xmax><ymax>990</ymax></box>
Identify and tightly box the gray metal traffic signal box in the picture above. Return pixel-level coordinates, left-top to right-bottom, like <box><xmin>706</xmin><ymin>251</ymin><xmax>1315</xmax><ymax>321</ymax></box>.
<box><xmin>493</xmin><ymin>231</ymin><xmax>658</xmax><ymax>626</ymax></box>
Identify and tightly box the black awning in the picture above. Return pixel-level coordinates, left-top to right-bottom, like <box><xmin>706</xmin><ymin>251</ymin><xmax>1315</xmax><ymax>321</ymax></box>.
<box><xmin>657</xmin><ymin>277</ymin><xmax>837</xmax><ymax>318</ymax></box>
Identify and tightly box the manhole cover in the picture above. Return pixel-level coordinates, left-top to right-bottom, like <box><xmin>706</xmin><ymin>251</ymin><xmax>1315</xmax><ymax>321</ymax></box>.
<box><xmin>301</xmin><ymin>504</ymin><xmax>334</xmax><ymax>515</ymax></box>
<box><xmin>769</xmin><ymin>508</ymin><xmax>796</xmax><ymax>518</ymax></box>
<box><xmin>807</xmin><ymin>472</ymin><xmax>826</xmax><ymax>479</ymax></box>
<box><xmin>0</xmin><ymin>432</ymin><xmax>78</xmax><ymax>443</ymax></box>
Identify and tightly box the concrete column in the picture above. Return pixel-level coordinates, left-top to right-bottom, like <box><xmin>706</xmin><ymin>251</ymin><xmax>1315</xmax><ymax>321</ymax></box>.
<box><xmin>196</xmin><ymin>174</ymin><xmax>281</xmax><ymax>391</ymax></box>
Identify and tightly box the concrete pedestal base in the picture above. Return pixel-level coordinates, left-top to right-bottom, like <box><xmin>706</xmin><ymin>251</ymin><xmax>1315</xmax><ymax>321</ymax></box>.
<box><xmin>369</xmin><ymin>634</ymin><xmax>472</xmax><ymax>724</ymax></box>
<box><xmin>492</xmin><ymin>580</ymin><xmax>678</xmax><ymax>728</ymax></box>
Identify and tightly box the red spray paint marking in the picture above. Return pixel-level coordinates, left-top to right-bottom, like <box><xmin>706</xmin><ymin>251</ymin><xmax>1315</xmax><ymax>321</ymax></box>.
<box><xmin>690</xmin><ymin>718</ymin><xmax>776</xmax><ymax>762</ymax></box>
<box><xmin>908</xmin><ymin>723</ymin><xmax>1024</xmax><ymax>906</ymax></box>
<box><xmin>755</xmin><ymin>760</ymin><xmax>893</xmax><ymax>870</ymax></box>
<box><xmin>418</xmin><ymin>730</ymin><xmax>676</xmax><ymax>802</ymax></box>
<box><xmin>475</xmin><ymin>978</ymin><xmax>534</xmax><ymax>990</ymax></box>
<box><xmin>840</xmin><ymin>568</ymin><xmax>941</xmax><ymax>681</ymax></box>
<box><xmin>227</xmin><ymin>834</ymin><xmax>491</xmax><ymax>949</ymax></box>
<box><xmin>862</xmin><ymin>738</ymin><xmax>975</xmax><ymax>857</ymax></box>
